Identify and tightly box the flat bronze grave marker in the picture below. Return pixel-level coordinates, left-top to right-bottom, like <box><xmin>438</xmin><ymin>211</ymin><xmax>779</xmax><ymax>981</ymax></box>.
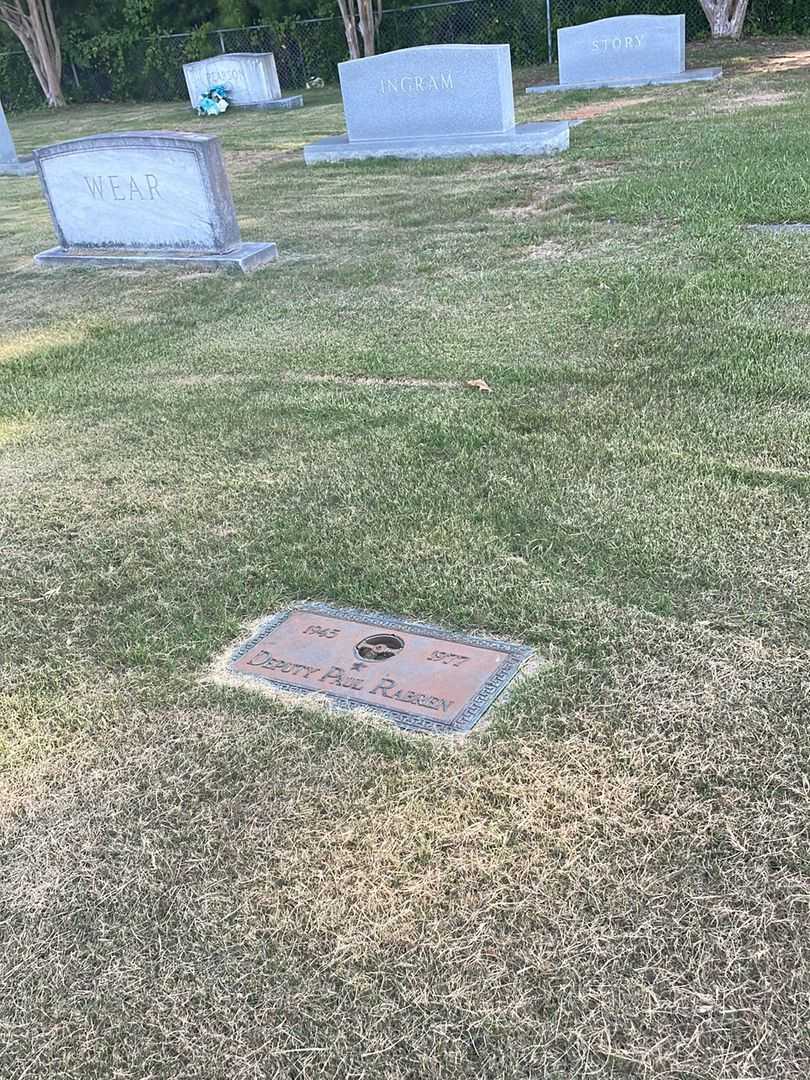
<box><xmin>226</xmin><ymin>603</ymin><xmax>534</xmax><ymax>735</ymax></box>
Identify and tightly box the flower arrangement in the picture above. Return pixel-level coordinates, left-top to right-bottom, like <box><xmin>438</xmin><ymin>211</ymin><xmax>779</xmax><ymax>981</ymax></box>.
<box><xmin>197</xmin><ymin>84</ymin><xmax>230</xmax><ymax>117</ymax></box>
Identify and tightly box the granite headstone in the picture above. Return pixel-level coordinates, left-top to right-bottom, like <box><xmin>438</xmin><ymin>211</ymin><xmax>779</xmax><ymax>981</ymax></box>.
<box><xmin>0</xmin><ymin>98</ymin><xmax>36</xmax><ymax>177</ymax></box>
<box><xmin>33</xmin><ymin>131</ymin><xmax>277</xmax><ymax>272</ymax></box>
<box><xmin>305</xmin><ymin>43</ymin><xmax>570</xmax><ymax>163</ymax></box>
<box><xmin>183</xmin><ymin>52</ymin><xmax>303</xmax><ymax>110</ymax></box>
<box><xmin>527</xmin><ymin>15</ymin><xmax>721</xmax><ymax>94</ymax></box>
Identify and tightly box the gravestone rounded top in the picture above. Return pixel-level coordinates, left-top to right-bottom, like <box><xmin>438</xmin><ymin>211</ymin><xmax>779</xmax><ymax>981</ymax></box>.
<box><xmin>561</xmin><ymin>13</ymin><xmax>684</xmax><ymax>31</ymax></box>
<box><xmin>343</xmin><ymin>42</ymin><xmax>510</xmax><ymax>57</ymax></box>
<box><xmin>201</xmin><ymin>51</ymin><xmax>274</xmax><ymax>59</ymax></box>
<box><xmin>34</xmin><ymin>130</ymin><xmax>215</xmax><ymax>158</ymax></box>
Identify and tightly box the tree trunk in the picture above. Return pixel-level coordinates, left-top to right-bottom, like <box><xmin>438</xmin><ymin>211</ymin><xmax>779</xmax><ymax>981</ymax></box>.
<box><xmin>698</xmin><ymin>0</ymin><xmax>749</xmax><ymax>39</ymax></box>
<box><xmin>336</xmin><ymin>0</ymin><xmax>362</xmax><ymax>60</ymax></box>
<box><xmin>340</xmin><ymin>0</ymin><xmax>382</xmax><ymax>59</ymax></box>
<box><xmin>357</xmin><ymin>0</ymin><xmax>375</xmax><ymax>56</ymax></box>
<box><xmin>0</xmin><ymin>0</ymin><xmax>65</xmax><ymax>106</ymax></box>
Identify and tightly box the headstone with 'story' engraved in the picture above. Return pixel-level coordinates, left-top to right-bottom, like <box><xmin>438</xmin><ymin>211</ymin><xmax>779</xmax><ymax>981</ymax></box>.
<box><xmin>0</xmin><ymin>98</ymin><xmax>36</xmax><ymax>176</ymax></box>
<box><xmin>526</xmin><ymin>14</ymin><xmax>721</xmax><ymax>94</ymax></box>
<box><xmin>33</xmin><ymin>131</ymin><xmax>277</xmax><ymax>272</ymax></box>
<box><xmin>183</xmin><ymin>52</ymin><xmax>303</xmax><ymax>110</ymax></box>
<box><xmin>304</xmin><ymin>43</ymin><xmax>570</xmax><ymax>163</ymax></box>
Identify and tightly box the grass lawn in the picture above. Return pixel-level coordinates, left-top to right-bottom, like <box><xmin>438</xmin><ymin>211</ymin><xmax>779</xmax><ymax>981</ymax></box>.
<box><xmin>1</xmin><ymin>35</ymin><xmax>809</xmax><ymax>1080</ymax></box>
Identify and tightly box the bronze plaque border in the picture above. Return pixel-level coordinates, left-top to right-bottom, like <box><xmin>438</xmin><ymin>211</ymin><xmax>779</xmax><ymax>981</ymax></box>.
<box><xmin>226</xmin><ymin>601</ymin><xmax>534</xmax><ymax>736</ymax></box>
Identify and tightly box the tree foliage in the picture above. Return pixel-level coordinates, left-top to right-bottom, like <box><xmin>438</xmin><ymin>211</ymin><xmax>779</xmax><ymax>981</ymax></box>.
<box><xmin>1</xmin><ymin>0</ymin><xmax>809</xmax><ymax>111</ymax></box>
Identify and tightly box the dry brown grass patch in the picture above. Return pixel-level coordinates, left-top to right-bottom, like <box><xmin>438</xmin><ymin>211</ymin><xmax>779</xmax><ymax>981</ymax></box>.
<box><xmin>226</xmin><ymin>148</ymin><xmax>300</xmax><ymax>172</ymax></box>
<box><xmin>746</xmin><ymin>48</ymin><xmax>810</xmax><ymax>75</ymax></box>
<box><xmin>712</xmin><ymin>90</ymin><xmax>790</xmax><ymax>112</ymax></box>
<box><xmin>282</xmin><ymin>371</ymin><xmax>460</xmax><ymax>390</ymax></box>
<box><xmin>134</xmin><ymin>369</ymin><xmax>468</xmax><ymax>392</ymax></box>
<box><xmin>524</xmin><ymin>240</ymin><xmax>576</xmax><ymax>261</ymax></box>
<box><xmin>168</xmin><ymin>371</ymin><xmax>243</xmax><ymax>387</ymax></box>
<box><xmin>558</xmin><ymin>95</ymin><xmax>655</xmax><ymax>120</ymax></box>
<box><xmin>2</xmin><ymin>622</ymin><xmax>807</xmax><ymax>1078</ymax></box>
<box><xmin>491</xmin><ymin>195</ymin><xmax>578</xmax><ymax>220</ymax></box>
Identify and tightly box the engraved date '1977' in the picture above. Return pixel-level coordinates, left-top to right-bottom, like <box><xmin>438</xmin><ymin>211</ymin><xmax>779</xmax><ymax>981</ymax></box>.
<box><xmin>426</xmin><ymin>650</ymin><xmax>468</xmax><ymax>667</ymax></box>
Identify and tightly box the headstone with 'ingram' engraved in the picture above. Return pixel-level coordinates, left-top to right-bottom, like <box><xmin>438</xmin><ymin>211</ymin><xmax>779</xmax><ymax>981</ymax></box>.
<box><xmin>305</xmin><ymin>43</ymin><xmax>571</xmax><ymax>163</ymax></box>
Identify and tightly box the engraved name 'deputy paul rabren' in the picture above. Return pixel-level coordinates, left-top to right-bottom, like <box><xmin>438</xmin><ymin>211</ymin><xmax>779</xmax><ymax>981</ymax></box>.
<box><xmin>245</xmin><ymin>647</ymin><xmax>455</xmax><ymax>714</ymax></box>
<box><xmin>378</xmin><ymin>71</ymin><xmax>454</xmax><ymax>94</ymax></box>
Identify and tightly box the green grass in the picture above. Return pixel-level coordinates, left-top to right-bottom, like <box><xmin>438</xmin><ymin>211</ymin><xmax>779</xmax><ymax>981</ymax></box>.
<box><xmin>1</xmin><ymin>37</ymin><xmax>809</xmax><ymax>1080</ymax></box>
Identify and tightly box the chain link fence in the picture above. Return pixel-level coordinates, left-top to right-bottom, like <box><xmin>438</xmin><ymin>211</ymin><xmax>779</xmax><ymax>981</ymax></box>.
<box><xmin>126</xmin><ymin>0</ymin><xmax>707</xmax><ymax>94</ymax></box>
<box><xmin>143</xmin><ymin>0</ymin><xmax>557</xmax><ymax>100</ymax></box>
<box><xmin>0</xmin><ymin>0</ymin><xmax>803</xmax><ymax>113</ymax></box>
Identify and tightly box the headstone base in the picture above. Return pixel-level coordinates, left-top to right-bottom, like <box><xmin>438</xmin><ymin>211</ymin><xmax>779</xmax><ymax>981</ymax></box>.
<box><xmin>228</xmin><ymin>94</ymin><xmax>303</xmax><ymax>110</ymax></box>
<box><xmin>0</xmin><ymin>155</ymin><xmax>36</xmax><ymax>176</ymax></box>
<box><xmin>526</xmin><ymin>67</ymin><xmax>722</xmax><ymax>94</ymax></box>
<box><xmin>304</xmin><ymin>121</ymin><xmax>570</xmax><ymax>164</ymax></box>
<box><xmin>34</xmin><ymin>241</ymin><xmax>278</xmax><ymax>273</ymax></box>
